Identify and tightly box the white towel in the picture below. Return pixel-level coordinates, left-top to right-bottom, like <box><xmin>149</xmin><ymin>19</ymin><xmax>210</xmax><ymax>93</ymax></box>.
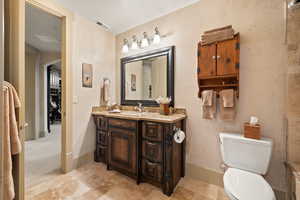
<box><xmin>103</xmin><ymin>79</ymin><xmax>110</xmax><ymax>102</ymax></box>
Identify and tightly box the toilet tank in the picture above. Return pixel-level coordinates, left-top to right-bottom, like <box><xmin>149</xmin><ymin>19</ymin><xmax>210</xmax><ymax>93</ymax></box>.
<box><xmin>219</xmin><ymin>132</ymin><xmax>273</xmax><ymax>175</ymax></box>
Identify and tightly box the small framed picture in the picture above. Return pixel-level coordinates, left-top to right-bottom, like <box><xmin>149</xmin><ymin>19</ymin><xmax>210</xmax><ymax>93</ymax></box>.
<box><xmin>82</xmin><ymin>63</ymin><xmax>93</xmax><ymax>88</ymax></box>
<box><xmin>131</xmin><ymin>74</ymin><xmax>136</xmax><ymax>91</ymax></box>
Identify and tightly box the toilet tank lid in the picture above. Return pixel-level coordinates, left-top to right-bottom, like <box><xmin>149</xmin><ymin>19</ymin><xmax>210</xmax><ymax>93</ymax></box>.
<box><xmin>219</xmin><ymin>132</ymin><xmax>273</xmax><ymax>146</ymax></box>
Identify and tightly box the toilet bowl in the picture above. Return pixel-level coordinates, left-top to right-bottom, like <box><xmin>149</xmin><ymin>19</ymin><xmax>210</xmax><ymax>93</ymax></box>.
<box><xmin>219</xmin><ymin>133</ymin><xmax>276</xmax><ymax>200</ymax></box>
<box><xmin>223</xmin><ymin>168</ymin><xmax>275</xmax><ymax>200</ymax></box>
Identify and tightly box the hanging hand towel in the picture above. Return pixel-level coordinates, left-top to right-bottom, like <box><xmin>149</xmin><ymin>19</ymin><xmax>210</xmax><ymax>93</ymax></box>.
<box><xmin>3</xmin><ymin>81</ymin><xmax>21</xmax><ymax>200</ymax></box>
<box><xmin>219</xmin><ymin>89</ymin><xmax>236</xmax><ymax>121</ymax></box>
<box><xmin>201</xmin><ymin>90</ymin><xmax>216</xmax><ymax>119</ymax></box>
<box><xmin>103</xmin><ymin>79</ymin><xmax>110</xmax><ymax>102</ymax></box>
<box><xmin>221</xmin><ymin>89</ymin><xmax>234</xmax><ymax>107</ymax></box>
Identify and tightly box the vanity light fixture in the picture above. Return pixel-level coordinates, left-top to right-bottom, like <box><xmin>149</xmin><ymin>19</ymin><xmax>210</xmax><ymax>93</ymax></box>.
<box><xmin>131</xmin><ymin>35</ymin><xmax>139</xmax><ymax>50</ymax></box>
<box><xmin>153</xmin><ymin>27</ymin><xmax>161</xmax><ymax>44</ymax></box>
<box><xmin>122</xmin><ymin>27</ymin><xmax>163</xmax><ymax>53</ymax></box>
<box><xmin>122</xmin><ymin>39</ymin><xmax>129</xmax><ymax>53</ymax></box>
<box><xmin>141</xmin><ymin>32</ymin><xmax>149</xmax><ymax>48</ymax></box>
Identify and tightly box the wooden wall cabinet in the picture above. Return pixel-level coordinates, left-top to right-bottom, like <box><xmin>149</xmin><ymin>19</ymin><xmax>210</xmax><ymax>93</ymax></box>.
<box><xmin>197</xmin><ymin>34</ymin><xmax>240</xmax><ymax>97</ymax></box>
<box><xmin>93</xmin><ymin>115</ymin><xmax>186</xmax><ymax>196</ymax></box>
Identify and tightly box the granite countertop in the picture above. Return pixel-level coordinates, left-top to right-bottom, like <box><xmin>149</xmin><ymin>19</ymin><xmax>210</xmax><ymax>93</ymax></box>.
<box><xmin>91</xmin><ymin>110</ymin><xmax>186</xmax><ymax>123</ymax></box>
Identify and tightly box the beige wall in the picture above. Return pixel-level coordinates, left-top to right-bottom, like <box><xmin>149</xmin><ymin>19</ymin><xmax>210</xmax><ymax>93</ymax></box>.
<box><xmin>25</xmin><ymin>45</ymin><xmax>39</xmax><ymax>140</ymax></box>
<box><xmin>71</xmin><ymin>15</ymin><xmax>116</xmax><ymax>160</ymax></box>
<box><xmin>116</xmin><ymin>0</ymin><xmax>287</xmax><ymax>191</ymax></box>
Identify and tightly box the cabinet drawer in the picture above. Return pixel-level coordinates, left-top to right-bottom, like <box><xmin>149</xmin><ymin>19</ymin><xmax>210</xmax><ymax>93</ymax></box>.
<box><xmin>94</xmin><ymin>116</ymin><xmax>108</xmax><ymax>131</ymax></box>
<box><xmin>95</xmin><ymin>145</ymin><xmax>107</xmax><ymax>163</ymax></box>
<box><xmin>96</xmin><ymin>131</ymin><xmax>108</xmax><ymax>146</ymax></box>
<box><xmin>142</xmin><ymin>159</ymin><xmax>162</xmax><ymax>182</ymax></box>
<box><xmin>142</xmin><ymin>122</ymin><xmax>163</xmax><ymax>142</ymax></box>
<box><xmin>109</xmin><ymin>118</ymin><xmax>136</xmax><ymax>130</ymax></box>
<box><xmin>142</xmin><ymin>140</ymin><xmax>162</xmax><ymax>162</ymax></box>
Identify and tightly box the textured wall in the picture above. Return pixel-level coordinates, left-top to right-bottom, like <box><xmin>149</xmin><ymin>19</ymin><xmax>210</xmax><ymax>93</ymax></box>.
<box><xmin>116</xmin><ymin>0</ymin><xmax>287</xmax><ymax>191</ymax></box>
<box><xmin>25</xmin><ymin>45</ymin><xmax>39</xmax><ymax>141</ymax></box>
<box><xmin>71</xmin><ymin>15</ymin><xmax>116</xmax><ymax>159</ymax></box>
<box><xmin>286</xmin><ymin>3</ymin><xmax>300</xmax><ymax>163</ymax></box>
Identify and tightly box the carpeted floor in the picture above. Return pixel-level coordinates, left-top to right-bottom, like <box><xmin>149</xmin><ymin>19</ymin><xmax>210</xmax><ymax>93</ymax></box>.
<box><xmin>25</xmin><ymin>123</ymin><xmax>61</xmax><ymax>188</ymax></box>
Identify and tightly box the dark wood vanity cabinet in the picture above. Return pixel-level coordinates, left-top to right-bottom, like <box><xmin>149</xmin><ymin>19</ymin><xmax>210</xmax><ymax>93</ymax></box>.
<box><xmin>94</xmin><ymin>116</ymin><xmax>108</xmax><ymax>163</ymax></box>
<box><xmin>93</xmin><ymin>115</ymin><xmax>186</xmax><ymax>196</ymax></box>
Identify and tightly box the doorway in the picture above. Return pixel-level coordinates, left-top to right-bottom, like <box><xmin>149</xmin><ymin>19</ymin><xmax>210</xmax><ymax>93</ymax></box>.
<box><xmin>4</xmin><ymin>0</ymin><xmax>72</xmax><ymax>199</ymax></box>
<box><xmin>24</xmin><ymin>3</ymin><xmax>62</xmax><ymax>188</ymax></box>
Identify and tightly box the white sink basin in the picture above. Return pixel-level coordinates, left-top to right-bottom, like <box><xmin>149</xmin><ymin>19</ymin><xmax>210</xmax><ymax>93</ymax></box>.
<box><xmin>119</xmin><ymin>111</ymin><xmax>146</xmax><ymax>117</ymax></box>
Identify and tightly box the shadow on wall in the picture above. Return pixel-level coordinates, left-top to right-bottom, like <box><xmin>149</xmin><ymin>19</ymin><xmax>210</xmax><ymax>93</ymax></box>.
<box><xmin>76</xmin><ymin>116</ymin><xmax>96</xmax><ymax>167</ymax></box>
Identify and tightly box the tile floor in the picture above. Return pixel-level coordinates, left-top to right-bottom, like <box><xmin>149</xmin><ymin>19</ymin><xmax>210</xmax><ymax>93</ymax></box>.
<box><xmin>26</xmin><ymin>162</ymin><xmax>229</xmax><ymax>200</ymax></box>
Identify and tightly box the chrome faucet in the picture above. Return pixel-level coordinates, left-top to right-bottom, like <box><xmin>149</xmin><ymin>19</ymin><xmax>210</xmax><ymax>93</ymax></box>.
<box><xmin>135</xmin><ymin>103</ymin><xmax>144</xmax><ymax>113</ymax></box>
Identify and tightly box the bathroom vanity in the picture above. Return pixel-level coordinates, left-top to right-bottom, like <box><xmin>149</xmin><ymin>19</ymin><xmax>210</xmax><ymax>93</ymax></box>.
<box><xmin>92</xmin><ymin>110</ymin><xmax>186</xmax><ymax>196</ymax></box>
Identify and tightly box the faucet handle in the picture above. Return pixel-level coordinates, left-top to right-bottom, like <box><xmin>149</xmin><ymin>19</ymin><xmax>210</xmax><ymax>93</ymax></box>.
<box><xmin>138</xmin><ymin>102</ymin><xmax>142</xmax><ymax>107</ymax></box>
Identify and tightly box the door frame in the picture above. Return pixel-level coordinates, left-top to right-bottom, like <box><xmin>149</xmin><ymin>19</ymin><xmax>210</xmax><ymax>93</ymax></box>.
<box><xmin>0</xmin><ymin>0</ymin><xmax>4</xmax><ymax>199</ymax></box>
<box><xmin>4</xmin><ymin>0</ymin><xmax>73</xmax><ymax>199</ymax></box>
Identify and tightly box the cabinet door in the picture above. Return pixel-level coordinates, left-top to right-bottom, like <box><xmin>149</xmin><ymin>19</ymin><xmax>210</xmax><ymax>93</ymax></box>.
<box><xmin>108</xmin><ymin>128</ymin><xmax>136</xmax><ymax>174</ymax></box>
<box><xmin>216</xmin><ymin>36</ymin><xmax>239</xmax><ymax>76</ymax></box>
<box><xmin>198</xmin><ymin>43</ymin><xmax>217</xmax><ymax>77</ymax></box>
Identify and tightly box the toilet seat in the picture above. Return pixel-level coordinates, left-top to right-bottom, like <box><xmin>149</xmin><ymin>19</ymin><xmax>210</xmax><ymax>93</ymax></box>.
<box><xmin>224</xmin><ymin>168</ymin><xmax>276</xmax><ymax>200</ymax></box>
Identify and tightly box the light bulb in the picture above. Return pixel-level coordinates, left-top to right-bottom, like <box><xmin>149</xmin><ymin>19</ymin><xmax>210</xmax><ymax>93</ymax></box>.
<box><xmin>153</xmin><ymin>34</ymin><xmax>160</xmax><ymax>44</ymax></box>
<box><xmin>153</xmin><ymin>27</ymin><xmax>161</xmax><ymax>44</ymax></box>
<box><xmin>131</xmin><ymin>35</ymin><xmax>139</xmax><ymax>50</ymax></box>
<box><xmin>122</xmin><ymin>44</ymin><xmax>128</xmax><ymax>53</ymax></box>
<box><xmin>122</xmin><ymin>39</ymin><xmax>129</xmax><ymax>53</ymax></box>
<box><xmin>141</xmin><ymin>32</ymin><xmax>149</xmax><ymax>48</ymax></box>
<box><xmin>141</xmin><ymin>38</ymin><xmax>149</xmax><ymax>48</ymax></box>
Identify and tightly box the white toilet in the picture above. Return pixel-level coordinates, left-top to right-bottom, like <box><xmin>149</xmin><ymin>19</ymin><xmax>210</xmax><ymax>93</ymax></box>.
<box><xmin>219</xmin><ymin>133</ymin><xmax>276</xmax><ymax>200</ymax></box>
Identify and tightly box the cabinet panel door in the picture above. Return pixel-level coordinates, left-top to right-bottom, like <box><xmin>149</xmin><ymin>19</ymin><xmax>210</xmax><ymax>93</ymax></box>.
<box><xmin>216</xmin><ymin>37</ymin><xmax>239</xmax><ymax>76</ymax></box>
<box><xmin>198</xmin><ymin>43</ymin><xmax>217</xmax><ymax>77</ymax></box>
<box><xmin>109</xmin><ymin>128</ymin><xmax>136</xmax><ymax>174</ymax></box>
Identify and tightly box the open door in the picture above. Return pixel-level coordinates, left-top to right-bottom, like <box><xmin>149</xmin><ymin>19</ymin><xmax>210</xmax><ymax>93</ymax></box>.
<box><xmin>4</xmin><ymin>0</ymin><xmax>26</xmax><ymax>199</ymax></box>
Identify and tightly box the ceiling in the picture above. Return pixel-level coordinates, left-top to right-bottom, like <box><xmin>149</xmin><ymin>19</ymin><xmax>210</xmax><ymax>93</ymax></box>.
<box><xmin>25</xmin><ymin>3</ymin><xmax>61</xmax><ymax>52</ymax></box>
<box><xmin>52</xmin><ymin>0</ymin><xmax>200</xmax><ymax>34</ymax></box>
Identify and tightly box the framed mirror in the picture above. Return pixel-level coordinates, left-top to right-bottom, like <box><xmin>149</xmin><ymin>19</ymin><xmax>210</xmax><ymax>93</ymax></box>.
<box><xmin>121</xmin><ymin>46</ymin><xmax>174</xmax><ymax>107</ymax></box>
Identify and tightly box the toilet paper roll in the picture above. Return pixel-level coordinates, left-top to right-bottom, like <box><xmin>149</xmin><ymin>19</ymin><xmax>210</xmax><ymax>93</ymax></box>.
<box><xmin>174</xmin><ymin>130</ymin><xmax>185</xmax><ymax>143</ymax></box>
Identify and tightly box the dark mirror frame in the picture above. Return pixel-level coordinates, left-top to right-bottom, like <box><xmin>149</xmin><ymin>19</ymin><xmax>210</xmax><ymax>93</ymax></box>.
<box><xmin>121</xmin><ymin>46</ymin><xmax>175</xmax><ymax>107</ymax></box>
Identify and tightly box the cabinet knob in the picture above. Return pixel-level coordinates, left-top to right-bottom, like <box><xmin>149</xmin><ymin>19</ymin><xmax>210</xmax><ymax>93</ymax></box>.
<box><xmin>212</xmin><ymin>56</ymin><xmax>216</xmax><ymax>60</ymax></box>
<box><xmin>217</xmin><ymin>55</ymin><xmax>221</xmax><ymax>59</ymax></box>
